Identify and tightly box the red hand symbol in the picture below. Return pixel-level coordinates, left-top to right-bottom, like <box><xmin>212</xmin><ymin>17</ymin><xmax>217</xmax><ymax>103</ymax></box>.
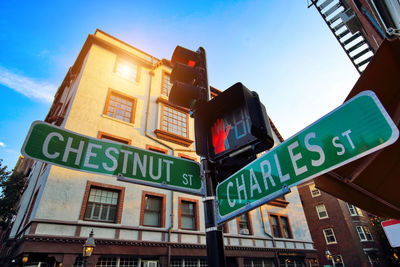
<box><xmin>212</xmin><ymin>119</ymin><xmax>231</xmax><ymax>154</ymax></box>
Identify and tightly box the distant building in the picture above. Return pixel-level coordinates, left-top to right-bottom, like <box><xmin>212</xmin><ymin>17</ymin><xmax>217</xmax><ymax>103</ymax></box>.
<box><xmin>1</xmin><ymin>30</ymin><xmax>317</xmax><ymax>267</ymax></box>
<box><xmin>298</xmin><ymin>181</ymin><xmax>385</xmax><ymax>266</ymax></box>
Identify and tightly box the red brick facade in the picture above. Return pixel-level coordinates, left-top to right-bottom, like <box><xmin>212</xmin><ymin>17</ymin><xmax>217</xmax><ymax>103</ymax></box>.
<box><xmin>298</xmin><ymin>181</ymin><xmax>384</xmax><ymax>267</ymax></box>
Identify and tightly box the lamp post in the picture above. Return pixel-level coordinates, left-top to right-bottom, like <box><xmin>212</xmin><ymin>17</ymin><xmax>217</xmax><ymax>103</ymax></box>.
<box><xmin>82</xmin><ymin>230</ymin><xmax>96</xmax><ymax>267</ymax></box>
<box><xmin>325</xmin><ymin>249</ymin><xmax>336</xmax><ymax>267</ymax></box>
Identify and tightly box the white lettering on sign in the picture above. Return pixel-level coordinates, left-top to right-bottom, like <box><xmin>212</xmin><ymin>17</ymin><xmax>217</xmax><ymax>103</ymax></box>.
<box><xmin>84</xmin><ymin>143</ymin><xmax>102</xmax><ymax>169</ymax></box>
<box><xmin>249</xmin><ymin>168</ymin><xmax>262</xmax><ymax>198</ymax></box>
<box><xmin>332</xmin><ymin>129</ymin><xmax>355</xmax><ymax>155</ymax></box>
<box><xmin>288</xmin><ymin>141</ymin><xmax>308</xmax><ymax>176</ymax></box>
<box><xmin>304</xmin><ymin>132</ymin><xmax>325</xmax><ymax>167</ymax></box>
<box><xmin>260</xmin><ymin>160</ymin><xmax>276</xmax><ymax>190</ymax></box>
<box><xmin>224</xmin><ymin>129</ymin><xmax>357</xmax><ymax>210</ymax></box>
<box><xmin>182</xmin><ymin>173</ymin><xmax>193</xmax><ymax>186</ymax></box>
<box><xmin>39</xmin><ymin>132</ymin><xmax>175</xmax><ymax>182</ymax></box>
<box><xmin>103</xmin><ymin>147</ymin><xmax>119</xmax><ymax>171</ymax></box>
<box><xmin>43</xmin><ymin>132</ymin><xmax>63</xmax><ymax>159</ymax></box>
<box><xmin>62</xmin><ymin>137</ymin><xmax>84</xmax><ymax>165</ymax></box>
<box><xmin>227</xmin><ymin>181</ymin><xmax>235</xmax><ymax>207</ymax></box>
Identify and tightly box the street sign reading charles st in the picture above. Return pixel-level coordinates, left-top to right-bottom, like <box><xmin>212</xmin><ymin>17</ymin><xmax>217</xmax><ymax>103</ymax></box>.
<box><xmin>21</xmin><ymin>121</ymin><xmax>202</xmax><ymax>195</ymax></box>
<box><xmin>216</xmin><ymin>91</ymin><xmax>399</xmax><ymax>224</ymax></box>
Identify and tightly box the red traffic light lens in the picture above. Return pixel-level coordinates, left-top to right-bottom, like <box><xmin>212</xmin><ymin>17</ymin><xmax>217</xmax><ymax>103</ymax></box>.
<box><xmin>188</xmin><ymin>60</ymin><xmax>196</xmax><ymax>67</ymax></box>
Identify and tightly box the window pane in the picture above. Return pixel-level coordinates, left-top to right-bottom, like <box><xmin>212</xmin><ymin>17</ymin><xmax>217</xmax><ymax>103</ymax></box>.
<box><xmin>324</xmin><ymin>228</ymin><xmax>336</xmax><ymax>243</ymax></box>
<box><xmin>96</xmin><ymin>257</ymin><xmax>118</xmax><ymax>267</ymax></box>
<box><xmin>270</xmin><ymin>215</ymin><xmax>282</xmax><ymax>237</ymax></box>
<box><xmin>309</xmin><ymin>183</ymin><xmax>321</xmax><ymax>197</ymax></box>
<box><xmin>181</xmin><ymin>201</ymin><xmax>196</xmax><ymax>230</ymax></box>
<box><xmin>143</xmin><ymin>211</ymin><xmax>161</xmax><ymax>227</ymax></box>
<box><xmin>84</xmin><ymin>188</ymin><xmax>119</xmax><ymax>222</ymax></box>
<box><xmin>357</xmin><ymin>226</ymin><xmax>367</xmax><ymax>240</ymax></box>
<box><xmin>143</xmin><ymin>195</ymin><xmax>163</xmax><ymax>227</ymax></box>
<box><xmin>239</xmin><ymin>214</ymin><xmax>251</xmax><ymax>235</ymax></box>
<box><xmin>106</xmin><ymin>92</ymin><xmax>135</xmax><ymax>123</ymax></box>
<box><xmin>363</xmin><ymin>226</ymin><xmax>373</xmax><ymax>240</ymax></box>
<box><xmin>281</xmin><ymin>216</ymin><xmax>292</xmax><ymax>238</ymax></box>
<box><xmin>162</xmin><ymin>73</ymin><xmax>173</xmax><ymax>96</ymax></box>
<box><xmin>182</xmin><ymin>201</ymin><xmax>194</xmax><ymax>216</ymax></box>
<box><xmin>119</xmin><ymin>257</ymin><xmax>138</xmax><ymax>267</ymax></box>
<box><xmin>182</xmin><ymin>216</ymin><xmax>196</xmax><ymax>230</ymax></box>
<box><xmin>316</xmin><ymin>204</ymin><xmax>328</xmax><ymax>219</ymax></box>
<box><xmin>161</xmin><ymin>104</ymin><xmax>188</xmax><ymax>138</ymax></box>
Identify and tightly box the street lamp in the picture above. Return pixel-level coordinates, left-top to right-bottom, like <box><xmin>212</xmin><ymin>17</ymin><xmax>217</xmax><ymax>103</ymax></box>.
<box><xmin>82</xmin><ymin>230</ymin><xmax>96</xmax><ymax>267</ymax></box>
<box><xmin>325</xmin><ymin>249</ymin><xmax>336</xmax><ymax>267</ymax></box>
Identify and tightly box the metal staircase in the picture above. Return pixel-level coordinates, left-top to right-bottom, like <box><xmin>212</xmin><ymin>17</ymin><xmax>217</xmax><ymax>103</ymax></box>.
<box><xmin>309</xmin><ymin>0</ymin><xmax>375</xmax><ymax>73</ymax></box>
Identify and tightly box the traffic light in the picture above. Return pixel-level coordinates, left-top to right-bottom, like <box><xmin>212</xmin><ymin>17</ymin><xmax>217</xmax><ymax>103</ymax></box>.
<box><xmin>195</xmin><ymin>82</ymin><xmax>274</xmax><ymax>161</ymax></box>
<box><xmin>169</xmin><ymin>46</ymin><xmax>208</xmax><ymax>110</ymax></box>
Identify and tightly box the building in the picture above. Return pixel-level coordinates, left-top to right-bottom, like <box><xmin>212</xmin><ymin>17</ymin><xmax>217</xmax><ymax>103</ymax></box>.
<box><xmin>1</xmin><ymin>30</ymin><xmax>316</xmax><ymax>266</ymax></box>
<box><xmin>309</xmin><ymin>0</ymin><xmax>400</xmax><ymax>73</ymax></box>
<box><xmin>2</xmin><ymin>29</ymin><xmax>317</xmax><ymax>267</ymax></box>
<box><xmin>298</xmin><ymin>181</ymin><xmax>385</xmax><ymax>266</ymax></box>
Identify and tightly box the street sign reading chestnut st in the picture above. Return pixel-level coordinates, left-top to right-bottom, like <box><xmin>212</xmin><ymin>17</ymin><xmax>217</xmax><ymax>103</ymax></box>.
<box><xmin>216</xmin><ymin>91</ymin><xmax>399</xmax><ymax>224</ymax></box>
<box><xmin>21</xmin><ymin>121</ymin><xmax>202</xmax><ymax>195</ymax></box>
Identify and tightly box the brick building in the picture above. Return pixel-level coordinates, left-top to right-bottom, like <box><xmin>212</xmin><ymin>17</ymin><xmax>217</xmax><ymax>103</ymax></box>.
<box><xmin>298</xmin><ymin>181</ymin><xmax>385</xmax><ymax>266</ymax></box>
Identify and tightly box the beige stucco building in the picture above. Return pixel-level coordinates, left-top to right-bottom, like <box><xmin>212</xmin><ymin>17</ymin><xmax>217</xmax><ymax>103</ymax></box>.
<box><xmin>5</xmin><ymin>29</ymin><xmax>317</xmax><ymax>267</ymax></box>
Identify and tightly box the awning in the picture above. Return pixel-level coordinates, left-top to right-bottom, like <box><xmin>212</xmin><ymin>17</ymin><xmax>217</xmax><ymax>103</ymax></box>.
<box><xmin>314</xmin><ymin>37</ymin><xmax>400</xmax><ymax>219</ymax></box>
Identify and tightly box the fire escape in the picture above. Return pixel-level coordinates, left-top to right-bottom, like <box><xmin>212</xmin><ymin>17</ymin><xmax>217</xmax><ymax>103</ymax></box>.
<box><xmin>309</xmin><ymin>0</ymin><xmax>375</xmax><ymax>73</ymax></box>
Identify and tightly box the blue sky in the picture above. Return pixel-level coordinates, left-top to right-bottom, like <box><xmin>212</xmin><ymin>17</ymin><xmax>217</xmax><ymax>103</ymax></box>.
<box><xmin>0</xmin><ymin>0</ymin><xmax>359</xmax><ymax>169</ymax></box>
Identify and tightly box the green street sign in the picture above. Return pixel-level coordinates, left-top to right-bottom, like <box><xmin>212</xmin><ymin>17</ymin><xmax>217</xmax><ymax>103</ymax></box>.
<box><xmin>216</xmin><ymin>91</ymin><xmax>399</xmax><ymax>223</ymax></box>
<box><xmin>21</xmin><ymin>121</ymin><xmax>202</xmax><ymax>195</ymax></box>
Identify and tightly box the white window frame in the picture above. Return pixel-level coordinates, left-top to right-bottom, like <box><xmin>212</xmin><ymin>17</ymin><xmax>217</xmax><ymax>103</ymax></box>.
<box><xmin>333</xmin><ymin>255</ymin><xmax>344</xmax><ymax>266</ymax></box>
<box><xmin>309</xmin><ymin>183</ymin><xmax>321</xmax><ymax>197</ymax></box>
<box><xmin>347</xmin><ymin>203</ymin><xmax>363</xmax><ymax>216</ymax></box>
<box><xmin>356</xmin><ymin>226</ymin><xmax>373</xmax><ymax>241</ymax></box>
<box><xmin>323</xmin><ymin>228</ymin><xmax>337</xmax><ymax>244</ymax></box>
<box><xmin>316</xmin><ymin>204</ymin><xmax>329</xmax><ymax>219</ymax></box>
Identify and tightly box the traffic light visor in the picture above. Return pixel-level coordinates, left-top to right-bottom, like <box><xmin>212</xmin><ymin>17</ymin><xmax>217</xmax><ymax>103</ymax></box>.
<box><xmin>171</xmin><ymin>46</ymin><xmax>198</xmax><ymax>66</ymax></box>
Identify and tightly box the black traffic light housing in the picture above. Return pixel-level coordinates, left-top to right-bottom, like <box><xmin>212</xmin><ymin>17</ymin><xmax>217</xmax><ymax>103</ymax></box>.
<box><xmin>169</xmin><ymin>46</ymin><xmax>208</xmax><ymax>110</ymax></box>
<box><xmin>194</xmin><ymin>82</ymin><xmax>274</xmax><ymax>160</ymax></box>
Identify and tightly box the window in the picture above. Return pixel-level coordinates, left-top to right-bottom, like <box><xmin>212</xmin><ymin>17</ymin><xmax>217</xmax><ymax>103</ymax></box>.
<box><xmin>309</xmin><ymin>183</ymin><xmax>321</xmax><ymax>197</ymax></box>
<box><xmin>115</xmin><ymin>58</ymin><xmax>139</xmax><ymax>82</ymax></box>
<box><xmin>179</xmin><ymin>198</ymin><xmax>199</xmax><ymax>230</ymax></box>
<box><xmin>347</xmin><ymin>203</ymin><xmax>363</xmax><ymax>216</ymax></box>
<box><xmin>95</xmin><ymin>256</ymin><xmax>139</xmax><ymax>267</ymax></box>
<box><xmin>332</xmin><ymin>255</ymin><xmax>344</xmax><ymax>267</ymax></box>
<box><xmin>316</xmin><ymin>204</ymin><xmax>329</xmax><ymax>219</ymax></box>
<box><xmin>140</xmin><ymin>191</ymin><xmax>165</xmax><ymax>227</ymax></box>
<box><xmin>356</xmin><ymin>226</ymin><xmax>373</xmax><ymax>241</ymax></box>
<box><xmin>104</xmin><ymin>89</ymin><xmax>137</xmax><ymax>124</ymax></box>
<box><xmin>269</xmin><ymin>214</ymin><xmax>293</xmax><ymax>238</ymax></box>
<box><xmin>278</xmin><ymin>258</ymin><xmax>304</xmax><ymax>267</ymax></box>
<box><xmin>80</xmin><ymin>181</ymin><xmax>125</xmax><ymax>224</ymax></box>
<box><xmin>84</xmin><ymin>188</ymin><xmax>119</xmax><ymax>222</ymax></box>
<box><xmin>146</xmin><ymin>144</ymin><xmax>168</xmax><ymax>154</ymax></box>
<box><xmin>237</xmin><ymin>213</ymin><xmax>252</xmax><ymax>235</ymax></box>
<box><xmin>161</xmin><ymin>104</ymin><xmax>189</xmax><ymax>138</ymax></box>
<box><xmin>98</xmin><ymin>131</ymin><xmax>131</xmax><ymax>145</ymax></box>
<box><xmin>171</xmin><ymin>258</ymin><xmax>208</xmax><ymax>267</ymax></box>
<box><xmin>323</xmin><ymin>228</ymin><xmax>337</xmax><ymax>244</ymax></box>
<box><xmin>178</xmin><ymin>153</ymin><xmax>197</xmax><ymax>162</ymax></box>
<box><xmin>161</xmin><ymin>72</ymin><xmax>173</xmax><ymax>96</ymax></box>
<box><xmin>244</xmin><ymin>258</ymin><xmax>275</xmax><ymax>267</ymax></box>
